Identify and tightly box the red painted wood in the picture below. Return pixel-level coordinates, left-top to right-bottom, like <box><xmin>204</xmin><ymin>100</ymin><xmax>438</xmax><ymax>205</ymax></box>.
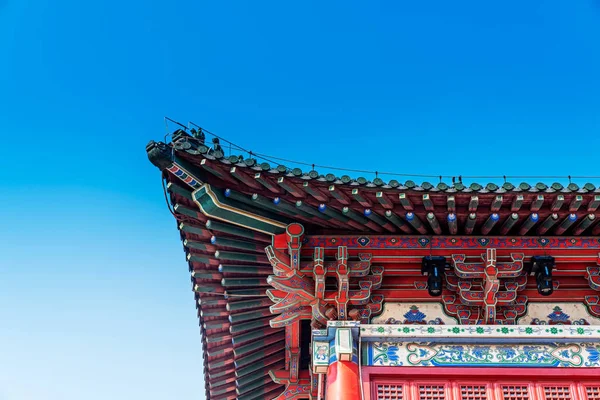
<box><xmin>362</xmin><ymin>366</ymin><xmax>600</xmax><ymax>379</ymax></box>
<box><xmin>362</xmin><ymin>367</ymin><xmax>600</xmax><ymax>400</ymax></box>
<box><xmin>325</xmin><ymin>361</ymin><xmax>361</xmax><ymax>400</ymax></box>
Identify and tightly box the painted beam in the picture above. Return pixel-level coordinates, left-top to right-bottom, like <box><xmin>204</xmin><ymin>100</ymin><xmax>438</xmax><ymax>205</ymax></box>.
<box><xmin>193</xmin><ymin>282</ymin><xmax>225</xmax><ymax>294</ymax></box>
<box><xmin>587</xmin><ymin>195</ymin><xmax>600</xmax><ymax>212</ymax></box>
<box><xmin>302</xmin><ymin>182</ymin><xmax>329</xmax><ymax>202</ymax></box>
<box><xmin>229</xmin><ymin>308</ymin><xmax>273</xmax><ymax>324</ymax></box>
<box><xmin>235</xmin><ymin>361</ymin><xmax>285</xmax><ymax>388</ymax></box>
<box><xmin>342</xmin><ymin>207</ymin><xmax>383</xmax><ymax>232</ymax></box>
<box><xmin>570</xmin><ymin>195</ymin><xmax>584</xmax><ymax>212</ymax></box>
<box><xmin>215</xmin><ymin>250</ymin><xmax>269</xmax><ymax>264</ymax></box>
<box><xmin>198</xmin><ymin>297</ymin><xmax>228</xmax><ymax>307</ymax></box>
<box><xmin>210</xmin><ymin>236</ymin><xmax>264</xmax><ymax>252</ymax></box>
<box><xmin>187</xmin><ymin>252</ymin><xmax>218</xmax><ymax>266</ymax></box>
<box><xmin>249</xmin><ymin>193</ymin><xmax>287</xmax><ymax>214</ymax></box>
<box><xmin>537</xmin><ymin>213</ymin><xmax>559</xmax><ymax>235</ymax></box>
<box><xmin>224</xmin><ymin>189</ymin><xmax>255</xmax><ymax>206</ymax></box>
<box><xmin>554</xmin><ymin>213</ymin><xmax>578</xmax><ymax>235</ymax></box>
<box><xmin>426</xmin><ymin>212</ymin><xmax>442</xmax><ymax>234</ymax></box>
<box><xmin>499</xmin><ymin>213</ymin><xmax>519</xmax><ymax>235</ymax></box>
<box><xmin>572</xmin><ymin>214</ymin><xmax>596</xmax><ymax>235</ymax></box>
<box><xmin>268</xmin><ymin>196</ymin><xmax>315</xmax><ymax>221</ymax></box>
<box><xmin>352</xmin><ymin>189</ymin><xmax>372</xmax><ymax>208</ymax></box>
<box><xmin>376</xmin><ymin>191</ymin><xmax>394</xmax><ymax>209</ymax></box>
<box><xmin>464</xmin><ymin>213</ymin><xmax>477</xmax><ymax>234</ymax></box>
<box><xmin>194</xmin><ymin>184</ymin><xmax>288</xmax><ymax>235</ymax></box>
<box><xmin>225</xmin><ymin>288</ymin><xmax>268</xmax><ymax>297</ymax></box>
<box><xmin>405</xmin><ymin>212</ymin><xmax>427</xmax><ymax>234</ymax></box>
<box><xmin>218</xmin><ymin>264</ymin><xmax>272</xmax><ymax>275</ymax></box>
<box><xmin>318</xmin><ymin>204</ymin><xmax>362</xmax><ymax>229</ymax></box>
<box><xmin>422</xmin><ymin>194</ymin><xmax>434</xmax><ymax>211</ymax></box>
<box><xmin>254</xmin><ymin>172</ymin><xmax>280</xmax><ymax>194</ymax></box>
<box><xmin>222</xmin><ymin>276</ymin><xmax>268</xmax><ymax>289</ymax></box>
<box><xmin>398</xmin><ymin>193</ymin><xmax>413</xmax><ymax>211</ymax></box>
<box><xmin>329</xmin><ymin>185</ymin><xmax>351</xmax><ymax>205</ymax></box>
<box><xmin>384</xmin><ymin>210</ymin><xmax>412</xmax><ymax>233</ymax></box>
<box><xmin>480</xmin><ymin>213</ymin><xmax>500</xmax><ymax>235</ymax></box>
<box><xmin>230</xmin><ymin>167</ymin><xmax>262</xmax><ymax>190</ymax></box>
<box><xmin>447</xmin><ymin>196</ymin><xmax>456</xmax><ymax>213</ymax></box>
<box><xmin>226</xmin><ymin>298</ymin><xmax>274</xmax><ymax>312</ymax></box>
<box><xmin>232</xmin><ymin>329</ymin><xmax>284</xmax><ymax>347</ymax></box>
<box><xmin>174</xmin><ymin>203</ymin><xmax>204</xmax><ymax>220</ymax></box>
<box><xmin>206</xmin><ymin>219</ymin><xmax>271</xmax><ymax>243</ymax></box>
<box><xmin>511</xmin><ymin>195</ymin><xmax>524</xmax><ymax>212</ymax></box>
<box><xmin>468</xmin><ymin>196</ymin><xmax>479</xmax><ymax>212</ymax></box>
<box><xmin>295</xmin><ymin>201</ymin><xmax>340</xmax><ymax>227</ymax></box>
<box><xmin>518</xmin><ymin>213</ymin><xmax>539</xmax><ymax>235</ymax></box>
<box><xmin>530</xmin><ymin>195</ymin><xmax>544</xmax><ymax>212</ymax></box>
<box><xmin>204</xmin><ymin>318</ymin><xmax>231</xmax><ymax>332</ymax></box>
<box><xmin>179</xmin><ymin>222</ymin><xmax>212</xmax><ymax>239</ymax></box>
<box><xmin>192</xmin><ymin>269</ymin><xmax>222</xmax><ymax>280</ymax></box>
<box><xmin>229</xmin><ymin>318</ymin><xmax>275</xmax><ymax>336</ymax></box>
<box><xmin>185</xmin><ymin>239</ymin><xmax>216</xmax><ymax>252</ymax></box>
<box><xmin>233</xmin><ymin>340</ymin><xmax>283</xmax><ymax>363</ymax></box>
<box><xmin>490</xmin><ymin>195</ymin><xmax>503</xmax><ymax>212</ymax></box>
<box><xmin>364</xmin><ymin>209</ymin><xmax>396</xmax><ymax>232</ymax></box>
<box><xmin>550</xmin><ymin>195</ymin><xmax>565</xmax><ymax>212</ymax></box>
<box><xmin>236</xmin><ymin>375</ymin><xmax>279</xmax><ymax>396</ymax></box>
<box><xmin>447</xmin><ymin>213</ymin><xmax>457</xmax><ymax>235</ymax></box>
<box><xmin>200</xmin><ymin>159</ymin><xmax>237</xmax><ymax>185</ymax></box>
<box><xmin>277</xmin><ymin>177</ymin><xmax>305</xmax><ymax>198</ymax></box>
<box><xmin>167</xmin><ymin>181</ymin><xmax>194</xmax><ymax>201</ymax></box>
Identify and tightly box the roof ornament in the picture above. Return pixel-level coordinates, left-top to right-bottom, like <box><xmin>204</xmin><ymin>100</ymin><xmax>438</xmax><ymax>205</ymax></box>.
<box><xmin>212</xmin><ymin>137</ymin><xmax>222</xmax><ymax>153</ymax></box>
<box><xmin>191</xmin><ymin>127</ymin><xmax>205</xmax><ymax>145</ymax></box>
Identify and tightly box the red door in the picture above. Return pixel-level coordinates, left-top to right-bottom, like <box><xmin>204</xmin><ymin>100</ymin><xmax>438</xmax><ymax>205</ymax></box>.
<box><xmin>364</xmin><ymin>367</ymin><xmax>600</xmax><ymax>400</ymax></box>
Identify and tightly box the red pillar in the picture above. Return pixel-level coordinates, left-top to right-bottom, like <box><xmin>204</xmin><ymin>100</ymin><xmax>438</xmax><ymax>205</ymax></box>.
<box><xmin>325</xmin><ymin>360</ymin><xmax>361</xmax><ymax>400</ymax></box>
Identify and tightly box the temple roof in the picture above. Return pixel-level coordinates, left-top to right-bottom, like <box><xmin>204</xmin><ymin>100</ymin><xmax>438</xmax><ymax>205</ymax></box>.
<box><xmin>146</xmin><ymin>129</ymin><xmax>600</xmax><ymax>399</ymax></box>
<box><xmin>148</xmin><ymin>129</ymin><xmax>600</xmax><ymax>237</ymax></box>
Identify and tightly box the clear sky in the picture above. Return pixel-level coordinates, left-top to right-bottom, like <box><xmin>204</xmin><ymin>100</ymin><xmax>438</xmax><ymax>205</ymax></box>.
<box><xmin>1</xmin><ymin>1</ymin><xmax>599</xmax><ymax>399</ymax></box>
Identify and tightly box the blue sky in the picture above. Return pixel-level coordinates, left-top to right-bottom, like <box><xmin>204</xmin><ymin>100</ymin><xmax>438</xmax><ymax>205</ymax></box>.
<box><xmin>1</xmin><ymin>1</ymin><xmax>599</xmax><ymax>399</ymax></box>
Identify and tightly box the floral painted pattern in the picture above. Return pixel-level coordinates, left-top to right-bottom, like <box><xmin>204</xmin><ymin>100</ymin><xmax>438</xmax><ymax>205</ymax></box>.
<box><xmin>361</xmin><ymin>324</ymin><xmax>600</xmax><ymax>339</ymax></box>
<box><xmin>372</xmin><ymin>343</ymin><xmax>402</xmax><ymax>366</ymax></box>
<box><xmin>520</xmin><ymin>303</ymin><xmax>600</xmax><ymax>326</ymax></box>
<box><xmin>530</xmin><ymin>306</ymin><xmax>591</xmax><ymax>325</ymax></box>
<box><xmin>367</xmin><ymin>342</ymin><xmax>598</xmax><ymax>368</ymax></box>
<box><xmin>384</xmin><ymin>305</ymin><xmax>446</xmax><ymax>325</ymax></box>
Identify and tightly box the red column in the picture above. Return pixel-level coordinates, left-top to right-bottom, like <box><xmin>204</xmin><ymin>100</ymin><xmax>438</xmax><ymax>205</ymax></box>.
<box><xmin>325</xmin><ymin>360</ymin><xmax>361</xmax><ymax>400</ymax></box>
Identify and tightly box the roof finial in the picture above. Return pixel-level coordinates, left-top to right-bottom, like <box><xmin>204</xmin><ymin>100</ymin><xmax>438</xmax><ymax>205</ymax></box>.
<box><xmin>568</xmin><ymin>175</ymin><xmax>572</xmax><ymax>184</ymax></box>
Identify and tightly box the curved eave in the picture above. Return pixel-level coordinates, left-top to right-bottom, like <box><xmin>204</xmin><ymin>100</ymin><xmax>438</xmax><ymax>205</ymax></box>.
<box><xmin>159</xmin><ymin>177</ymin><xmax>285</xmax><ymax>398</ymax></box>
<box><xmin>147</xmin><ymin>134</ymin><xmax>600</xmax><ymax>237</ymax></box>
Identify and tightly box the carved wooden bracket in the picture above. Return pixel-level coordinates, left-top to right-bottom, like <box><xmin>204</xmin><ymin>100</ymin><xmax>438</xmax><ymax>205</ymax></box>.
<box><xmin>445</xmin><ymin>249</ymin><xmax>527</xmax><ymax>324</ymax></box>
